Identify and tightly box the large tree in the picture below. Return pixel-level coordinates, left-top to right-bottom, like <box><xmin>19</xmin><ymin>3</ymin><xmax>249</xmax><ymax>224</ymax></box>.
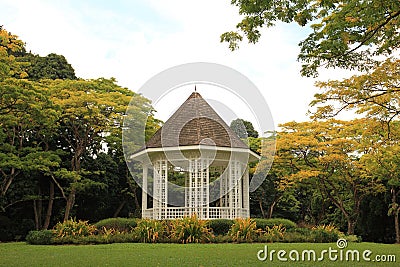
<box><xmin>221</xmin><ymin>0</ymin><xmax>400</xmax><ymax>77</ymax></box>
<box><xmin>360</xmin><ymin>121</ymin><xmax>400</xmax><ymax>243</ymax></box>
<box><xmin>277</xmin><ymin>119</ymin><xmax>385</xmax><ymax>234</ymax></box>
<box><xmin>48</xmin><ymin>78</ymin><xmax>152</xmax><ymax>221</ymax></box>
<box><xmin>0</xmin><ymin>78</ymin><xmax>57</xmax><ymax>207</ymax></box>
<box><xmin>309</xmin><ymin>57</ymin><xmax>400</xmax><ymax>240</ymax></box>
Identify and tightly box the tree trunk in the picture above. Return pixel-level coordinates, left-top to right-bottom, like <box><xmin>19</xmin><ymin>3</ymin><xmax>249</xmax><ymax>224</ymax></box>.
<box><xmin>43</xmin><ymin>181</ymin><xmax>54</xmax><ymax>230</ymax></box>
<box><xmin>394</xmin><ymin>207</ymin><xmax>400</xmax><ymax>244</ymax></box>
<box><xmin>64</xmin><ymin>188</ymin><xmax>76</xmax><ymax>221</ymax></box>
<box><xmin>113</xmin><ymin>200</ymin><xmax>127</xmax><ymax>218</ymax></box>
<box><xmin>33</xmin><ymin>187</ymin><xmax>43</xmax><ymax>230</ymax></box>
<box><xmin>347</xmin><ymin>219</ymin><xmax>355</xmax><ymax>235</ymax></box>
<box><xmin>267</xmin><ymin>201</ymin><xmax>277</xmax><ymax>219</ymax></box>
<box><xmin>392</xmin><ymin>189</ymin><xmax>400</xmax><ymax>244</ymax></box>
<box><xmin>258</xmin><ymin>198</ymin><xmax>266</xmax><ymax>218</ymax></box>
<box><xmin>33</xmin><ymin>200</ymin><xmax>39</xmax><ymax>230</ymax></box>
<box><xmin>133</xmin><ymin>189</ymin><xmax>140</xmax><ymax>211</ymax></box>
<box><xmin>38</xmin><ymin>187</ymin><xmax>42</xmax><ymax>229</ymax></box>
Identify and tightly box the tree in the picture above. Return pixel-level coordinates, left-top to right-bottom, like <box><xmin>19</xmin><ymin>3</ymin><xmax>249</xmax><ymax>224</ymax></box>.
<box><xmin>277</xmin><ymin>119</ymin><xmax>385</xmax><ymax>234</ymax></box>
<box><xmin>0</xmin><ymin>79</ymin><xmax>57</xmax><ymax>206</ymax></box>
<box><xmin>48</xmin><ymin>78</ymin><xmax>151</xmax><ymax>221</ymax></box>
<box><xmin>311</xmin><ymin>59</ymin><xmax>400</xmax><ymax>136</ymax></box>
<box><xmin>23</xmin><ymin>53</ymin><xmax>77</xmax><ymax>80</ymax></box>
<box><xmin>230</xmin><ymin>118</ymin><xmax>259</xmax><ymax>138</ymax></box>
<box><xmin>221</xmin><ymin>0</ymin><xmax>400</xmax><ymax>77</ymax></box>
<box><xmin>310</xmin><ymin>58</ymin><xmax>400</xmax><ymax>241</ymax></box>
<box><xmin>0</xmin><ymin>26</ymin><xmax>28</xmax><ymax>79</ymax></box>
<box><xmin>360</xmin><ymin>121</ymin><xmax>400</xmax><ymax>243</ymax></box>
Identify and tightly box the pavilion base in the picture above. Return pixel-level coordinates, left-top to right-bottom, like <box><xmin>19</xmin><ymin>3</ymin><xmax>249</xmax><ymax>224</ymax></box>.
<box><xmin>142</xmin><ymin>207</ymin><xmax>249</xmax><ymax>220</ymax></box>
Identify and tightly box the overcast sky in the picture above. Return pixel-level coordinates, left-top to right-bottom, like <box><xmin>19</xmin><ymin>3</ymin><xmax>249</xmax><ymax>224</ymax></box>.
<box><xmin>0</xmin><ymin>0</ymin><xmax>354</xmax><ymax>134</ymax></box>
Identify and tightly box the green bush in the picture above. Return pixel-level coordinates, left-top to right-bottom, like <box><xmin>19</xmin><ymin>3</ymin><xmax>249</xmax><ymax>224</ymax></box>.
<box><xmin>287</xmin><ymin>227</ymin><xmax>313</xmax><ymax>235</ymax></box>
<box><xmin>341</xmin><ymin>234</ymin><xmax>362</xmax><ymax>243</ymax></box>
<box><xmin>51</xmin><ymin>232</ymin><xmax>137</xmax><ymax>245</ymax></box>
<box><xmin>311</xmin><ymin>224</ymin><xmax>340</xmax><ymax>243</ymax></box>
<box><xmin>229</xmin><ymin>218</ymin><xmax>261</xmax><ymax>242</ymax></box>
<box><xmin>53</xmin><ymin>218</ymin><xmax>96</xmax><ymax>238</ymax></box>
<box><xmin>206</xmin><ymin>219</ymin><xmax>234</xmax><ymax>235</ymax></box>
<box><xmin>26</xmin><ymin>230</ymin><xmax>54</xmax><ymax>245</ymax></box>
<box><xmin>254</xmin><ymin>218</ymin><xmax>297</xmax><ymax>230</ymax></box>
<box><xmin>169</xmin><ymin>214</ymin><xmax>212</xmax><ymax>244</ymax></box>
<box><xmin>312</xmin><ymin>229</ymin><xmax>339</xmax><ymax>242</ymax></box>
<box><xmin>95</xmin><ymin>218</ymin><xmax>138</xmax><ymax>233</ymax></box>
<box><xmin>281</xmin><ymin>231</ymin><xmax>314</xmax><ymax>243</ymax></box>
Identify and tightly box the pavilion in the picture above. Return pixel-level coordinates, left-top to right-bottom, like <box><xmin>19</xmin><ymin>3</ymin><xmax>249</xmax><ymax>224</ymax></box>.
<box><xmin>130</xmin><ymin>91</ymin><xmax>259</xmax><ymax>219</ymax></box>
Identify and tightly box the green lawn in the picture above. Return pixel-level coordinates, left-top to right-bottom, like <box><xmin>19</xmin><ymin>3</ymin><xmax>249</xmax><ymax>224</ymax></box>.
<box><xmin>0</xmin><ymin>242</ymin><xmax>398</xmax><ymax>267</ymax></box>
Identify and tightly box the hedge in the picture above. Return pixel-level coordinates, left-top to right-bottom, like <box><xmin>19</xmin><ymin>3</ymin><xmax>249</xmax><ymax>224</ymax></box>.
<box><xmin>94</xmin><ymin>218</ymin><xmax>138</xmax><ymax>233</ymax></box>
<box><xmin>253</xmin><ymin>218</ymin><xmax>297</xmax><ymax>230</ymax></box>
<box><xmin>26</xmin><ymin>230</ymin><xmax>54</xmax><ymax>245</ymax></box>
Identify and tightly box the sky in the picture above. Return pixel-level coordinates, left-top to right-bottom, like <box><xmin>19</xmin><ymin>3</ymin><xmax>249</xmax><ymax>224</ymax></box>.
<box><xmin>0</xmin><ymin>0</ymin><xmax>354</xmax><ymax>135</ymax></box>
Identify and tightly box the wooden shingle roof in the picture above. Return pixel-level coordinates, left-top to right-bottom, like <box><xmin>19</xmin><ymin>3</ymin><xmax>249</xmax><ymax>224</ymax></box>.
<box><xmin>144</xmin><ymin>91</ymin><xmax>248</xmax><ymax>149</ymax></box>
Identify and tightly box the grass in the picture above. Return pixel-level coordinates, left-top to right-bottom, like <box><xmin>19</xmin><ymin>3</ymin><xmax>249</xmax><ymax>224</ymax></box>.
<box><xmin>0</xmin><ymin>242</ymin><xmax>398</xmax><ymax>266</ymax></box>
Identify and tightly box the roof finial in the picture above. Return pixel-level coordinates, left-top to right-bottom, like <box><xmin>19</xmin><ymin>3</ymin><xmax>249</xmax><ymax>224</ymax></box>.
<box><xmin>194</xmin><ymin>85</ymin><xmax>197</xmax><ymax>92</ymax></box>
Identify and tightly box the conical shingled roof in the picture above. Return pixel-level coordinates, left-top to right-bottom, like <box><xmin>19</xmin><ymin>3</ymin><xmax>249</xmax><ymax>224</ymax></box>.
<box><xmin>144</xmin><ymin>91</ymin><xmax>248</xmax><ymax>149</ymax></box>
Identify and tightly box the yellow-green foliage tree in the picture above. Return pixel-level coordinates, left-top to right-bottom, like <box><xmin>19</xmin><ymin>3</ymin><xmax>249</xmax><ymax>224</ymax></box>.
<box><xmin>311</xmin><ymin>58</ymin><xmax>400</xmax><ymax>242</ymax></box>
<box><xmin>277</xmin><ymin>119</ymin><xmax>385</xmax><ymax>234</ymax></box>
<box><xmin>47</xmin><ymin>78</ymin><xmax>152</xmax><ymax>221</ymax></box>
<box><xmin>0</xmin><ymin>26</ymin><xmax>27</xmax><ymax>79</ymax></box>
<box><xmin>360</xmin><ymin>121</ymin><xmax>400</xmax><ymax>243</ymax></box>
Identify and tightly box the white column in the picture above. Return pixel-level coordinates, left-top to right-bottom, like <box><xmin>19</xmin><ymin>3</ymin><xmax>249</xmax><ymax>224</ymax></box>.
<box><xmin>206</xmin><ymin>159</ymin><xmax>210</xmax><ymax>219</ymax></box>
<box><xmin>229</xmin><ymin>162</ymin><xmax>233</xmax><ymax>219</ymax></box>
<box><xmin>153</xmin><ymin>161</ymin><xmax>159</xmax><ymax>219</ymax></box>
<box><xmin>194</xmin><ymin>159</ymin><xmax>198</xmax><ymax>215</ymax></box>
<box><xmin>243</xmin><ymin>166</ymin><xmax>250</xmax><ymax>218</ymax></box>
<box><xmin>238</xmin><ymin>162</ymin><xmax>242</xmax><ymax>217</ymax></box>
<box><xmin>164</xmin><ymin>160</ymin><xmax>168</xmax><ymax>219</ymax></box>
<box><xmin>142</xmin><ymin>165</ymin><xmax>148</xmax><ymax>218</ymax></box>
<box><xmin>189</xmin><ymin>159</ymin><xmax>193</xmax><ymax>215</ymax></box>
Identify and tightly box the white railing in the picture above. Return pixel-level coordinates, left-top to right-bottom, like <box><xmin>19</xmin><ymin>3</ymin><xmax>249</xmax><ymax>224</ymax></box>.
<box><xmin>142</xmin><ymin>207</ymin><xmax>249</xmax><ymax>220</ymax></box>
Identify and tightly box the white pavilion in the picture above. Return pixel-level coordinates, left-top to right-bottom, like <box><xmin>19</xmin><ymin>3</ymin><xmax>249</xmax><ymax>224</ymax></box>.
<box><xmin>130</xmin><ymin>91</ymin><xmax>259</xmax><ymax>220</ymax></box>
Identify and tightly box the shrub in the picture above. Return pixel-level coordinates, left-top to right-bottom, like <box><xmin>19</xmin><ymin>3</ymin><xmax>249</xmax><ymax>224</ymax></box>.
<box><xmin>287</xmin><ymin>227</ymin><xmax>313</xmax><ymax>235</ymax></box>
<box><xmin>229</xmin><ymin>218</ymin><xmax>261</xmax><ymax>242</ymax></box>
<box><xmin>53</xmin><ymin>218</ymin><xmax>96</xmax><ymax>238</ymax></box>
<box><xmin>264</xmin><ymin>224</ymin><xmax>286</xmax><ymax>242</ymax></box>
<box><xmin>26</xmin><ymin>230</ymin><xmax>54</xmax><ymax>245</ymax></box>
<box><xmin>281</xmin><ymin>231</ymin><xmax>314</xmax><ymax>243</ymax></box>
<box><xmin>341</xmin><ymin>234</ymin><xmax>361</xmax><ymax>243</ymax></box>
<box><xmin>133</xmin><ymin>219</ymin><xmax>165</xmax><ymax>243</ymax></box>
<box><xmin>51</xmin><ymin>232</ymin><xmax>137</xmax><ymax>245</ymax></box>
<box><xmin>311</xmin><ymin>224</ymin><xmax>340</xmax><ymax>243</ymax></box>
<box><xmin>206</xmin><ymin>219</ymin><xmax>234</xmax><ymax>236</ymax></box>
<box><xmin>254</xmin><ymin>218</ymin><xmax>297</xmax><ymax>230</ymax></box>
<box><xmin>169</xmin><ymin>214</ymin><xmax>212</xmax><ymax>243</ymax></box>
<box><xmin>95</xmin><ymin>218</ymin><xmax>138</xmax><ymax>233</ymax></box>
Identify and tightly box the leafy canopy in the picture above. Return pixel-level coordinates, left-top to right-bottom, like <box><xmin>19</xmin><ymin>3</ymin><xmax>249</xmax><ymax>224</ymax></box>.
<box><xmin>221</xmin><ymin>0</ymin><xmax>400</xmax><ymax>77</ymax></box>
